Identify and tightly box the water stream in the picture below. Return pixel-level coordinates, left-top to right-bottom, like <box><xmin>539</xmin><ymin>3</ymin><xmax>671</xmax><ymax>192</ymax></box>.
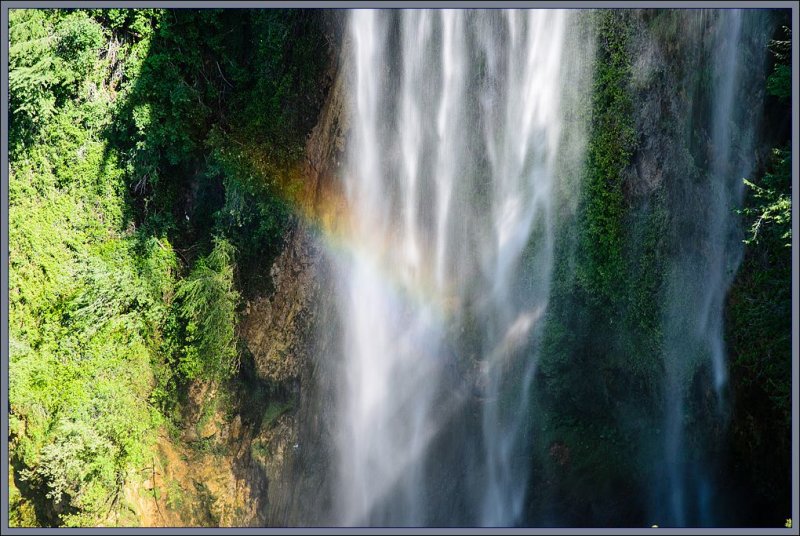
<box><xmin>336</xmin><ymin>9</ymin><xmax>583</xmax><ymax>526</ymax></box>
<box><xmin>322</xmin><ymin>8</ymin><xmax>773</xmax><ymax>527</ymax></box>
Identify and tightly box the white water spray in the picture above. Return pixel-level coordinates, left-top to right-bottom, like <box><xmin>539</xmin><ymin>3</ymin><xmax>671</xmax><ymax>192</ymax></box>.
<box><xmin>659</xmin><ymin>9</ymin><xmax>767</xmax><ymax>526</ymax></box>
<box><xmin>336</xmin><ymin>9</ymin><xmax>581</xmax><ymax>526</ymax></box>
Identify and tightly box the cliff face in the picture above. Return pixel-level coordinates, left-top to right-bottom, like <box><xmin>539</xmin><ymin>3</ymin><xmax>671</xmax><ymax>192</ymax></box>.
<box><xmin>239</xmin><ymin>47</ymin><xmax>347</xmax><ymax>386</ymax></box>
<box><xmin>525</xmin><ymin>9</ymin><xmax>782</xmax><ymax>527</ymax></box>
<box><xmin>105</xmin><ymin>16</ymin><xmax>349</xmax><ymax>528</ymax></box>
<box><xmin>236</xmin><ymin>31</ymin><xmax>349</xmax><ymax>526</ymax></box>
<box><xmin>107</xmin><ymin>380</ymin><xmax>270</xmax><ymax>527</ymax></box>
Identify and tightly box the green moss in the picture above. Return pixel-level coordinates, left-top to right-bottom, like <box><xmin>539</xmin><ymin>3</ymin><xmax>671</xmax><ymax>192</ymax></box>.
<box><xmin>577</xmin><ymin>10</ymin><xmax>637</xmax><ymax>308</ymax></box>
<box><xmin>532</xmin><ymin>12</ymin><xmax>669</xmax><ymax>520</ymax></box>
<box><xmin>262</xmin><ymin>400</ymin><xmax>292</xmax><ymax>430</ymax></box>
<box><xmin>166</xmin><ymin>478</ymin><xmax>186</xmax><ymax>512</ymax></box>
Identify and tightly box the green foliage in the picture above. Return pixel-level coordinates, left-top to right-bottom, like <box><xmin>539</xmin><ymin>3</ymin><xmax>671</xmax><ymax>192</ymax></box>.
<box><xmin>742</xmin><ymin>147</ymin><xmax>792</xmax><ymax>248</ymax></box>
<box><xmin>723</xmin><ymin>18</ymin><xmax>792</xmax><ymax>513</ymax></box>
<box><xmin>8</xmin><ymin>8</ymin><xmax>173</xmax><ymax>527</ymax></box>
<box><xmin>533</xmin><ymin>13</ymin><xmax>670</xmax><ymax>520</ymax></box>
<box><xmin>539</xmin><ymin>10</ymin><xmax>648</xmax><ymax>392</ymax></box>
<box><xmin>577</xmin><ymin>10</ymin><xmax>637</xmax><ymax>306</ymax></box>
<box><xmin>87</xmin><ymin>8</ymin><xmax>159</xmax><ymax>35</ymax></box>
<box><xmin>174</xmin><ymin>239</ymin><xmax>240</xmax><ymax>382</ymax></box>
<box><xmin>726</xmin><ymin>165</ymin><xmax>792</xmax><ymax>504</ymax></box>
<box><xmin>9</xmin><ymin>6</ymin><xmax>328</xmax><ymax>527</ymax></box>
<box><xmin>767</xmin><ymin>63</ymin><xmax>790</xmax><ymax>101</ymax></box>
<box><xmin>21</xmin><ymin>421</ymin><xmax>116</xmax><ymax>509</ymax></box>
<box><xmin>9</xmin><ymin>237</ymin><xmax>171</xmax><ymax>525</ymax></box>
<box><xmin>107</xmin><ymin>9</ymin><xmax>328</xmax><ymax>287</ymax></box>
<box><xmin>767</xmin><ymin>25</ymin><xmax>791</xmax><ymax>102</ymax></box>
<box><xmin>9</xmin><ymin>478</ymin><xmax>38</xmax><ymax>527</ymax></box>
<box><xmin>9</xmin><ymin>223</ymin><xmax>174</xmax><ymax>525</ymax></box>
<box><xmin>111</xmin><ymin>9</ymin><xmax>326</xmax><ymax>194</ymax></box>
<box><xmin>213</xmin><ymin>175</ymin><xmax>291</xmax><ymax>292</ymax></box>
<box><xmin>9</xmin><ymin>9</ymin><xmax>112</xmax><ymax>153</ymax></box>
<box><xmin>9</xmin><ymin>9</ymin><xmax>58</xmax><ymax>150</ymax></box>
<box><xmin>730</xmin><ymin>144</ymin><xmax>792</xmax><ymax>423</ymax></box>
<box><xmin>538</xmin><ymin>9</ymin><xmax>640</xmax><ymax>419</ymax></box>
<box><xmin>53</xmin><ymin>12</ymin><xmax>106</xmax><ymax>94</ymax></box>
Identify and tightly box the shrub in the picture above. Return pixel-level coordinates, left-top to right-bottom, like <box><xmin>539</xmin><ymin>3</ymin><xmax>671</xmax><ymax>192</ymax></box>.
<box><xmin>174</xmin><ymin>238</ymin><xmax>240</xmax><ymax>382</ymax></box>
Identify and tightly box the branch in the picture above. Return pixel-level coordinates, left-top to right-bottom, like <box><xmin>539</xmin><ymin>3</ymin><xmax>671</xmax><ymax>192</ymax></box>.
<box><xmin>151</xmin><ymin>457</ymin><xmax>167</xmax><ymax>524</ymax></box>
<box><xmin>216</xmin><ymin>61</ymin><xmax>234</xmax><ymax>88</ymax></box>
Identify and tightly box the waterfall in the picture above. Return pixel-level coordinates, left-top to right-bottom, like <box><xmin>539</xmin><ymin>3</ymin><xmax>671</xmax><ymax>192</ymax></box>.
<box><xmin>319</xmin><ymin>7</ymin><xmax>775</xmax><ymax>528</ymax></box>
<box><xmin>335</xmin><ymin>9</ymin><xmax>583</xmax><ymax>526</ymax></box>
<box><xmin>657</xmin><ymin>9</ymin><xmax>767</xmax><ymax>527</ymax></box>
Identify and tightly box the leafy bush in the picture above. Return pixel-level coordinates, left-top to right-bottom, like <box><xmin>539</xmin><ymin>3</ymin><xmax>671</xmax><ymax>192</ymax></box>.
<box><xmin>766</xmin><ymin>25</ymin><xmax>790</xmax><ymax>102</ymax></box>
<box><xmin>724</xmin><ymin>14</ymin><xmax>792</xmax><ymax>518</ymax></box>
<box><xmin>742</xmin><ymin>147</ymin><xmax>791</xmax><ymax>248</ymax></box>
<box><xmin>53</xmin><ymin>12</ymin><xmax>106</xmax><ymax>96</ymax></box>
<box><xmin>726</xmin><ymin>145</ymin><xmax>792</xmax><ymax>509</ymax></box>
<box><xmin>9</xmin><ymin>9</ymin><xmax>58</xmax><ymax>150</ymax></box>
<box><xmin>8</xmin><ymin>9</ymin><xmax>175</xmax><ymax>526</ymax></box>
<box><xmin>174</xmin><ymin>238</ymin><xmax>240</xmax><ymax>382</ymax></box>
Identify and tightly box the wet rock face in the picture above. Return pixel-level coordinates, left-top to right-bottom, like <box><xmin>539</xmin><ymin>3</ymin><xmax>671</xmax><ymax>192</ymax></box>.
<box><xmin>234</xmin><ymin>35</ymin><xmax>349</xmax><ymax>527</ymax></box>
<box><xmin>625</xmin><ymin>11</ymin><xmax>702</xmax><ymax>200</ymax></box>
<box><xmin>239</xmin><ymin>231</ymin><xmax>318</xmax><ymax>384</ymax></box>
<box><xmin>239</xmin><ymin>30</ymin><xmax>347</xmax><ymax>387</ymax></box>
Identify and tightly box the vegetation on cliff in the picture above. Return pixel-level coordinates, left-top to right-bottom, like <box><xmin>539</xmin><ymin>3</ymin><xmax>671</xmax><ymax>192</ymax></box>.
<box><xmin>8</xmin><ymin>8</ymin><xmax>330</xmax><ymax>526</ymax></box>
<box><xmin>726</xmin><ymin>20</ymin><xmax>792</xmax><ymax>520</ymax></box>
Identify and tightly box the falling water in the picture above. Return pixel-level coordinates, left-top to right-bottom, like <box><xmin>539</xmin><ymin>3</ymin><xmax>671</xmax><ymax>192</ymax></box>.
<box><xmin>706</xmin><ymin>9</ymin><xmax>744</xmax><ymax>399</ymax></box>
<box><xmin>321</xmin><ymin>7</ymin><xmax>774</xmax><ymax>528</ymax></box>
<box><xmin>335</xmin><ymin>9</ymin><xmax>582</xmax><ymax>526</ymax></box>
<box><xmin>658</xmin><ymin>9</ymin><xmax>768</xmax><ymax>527</ymax></box>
